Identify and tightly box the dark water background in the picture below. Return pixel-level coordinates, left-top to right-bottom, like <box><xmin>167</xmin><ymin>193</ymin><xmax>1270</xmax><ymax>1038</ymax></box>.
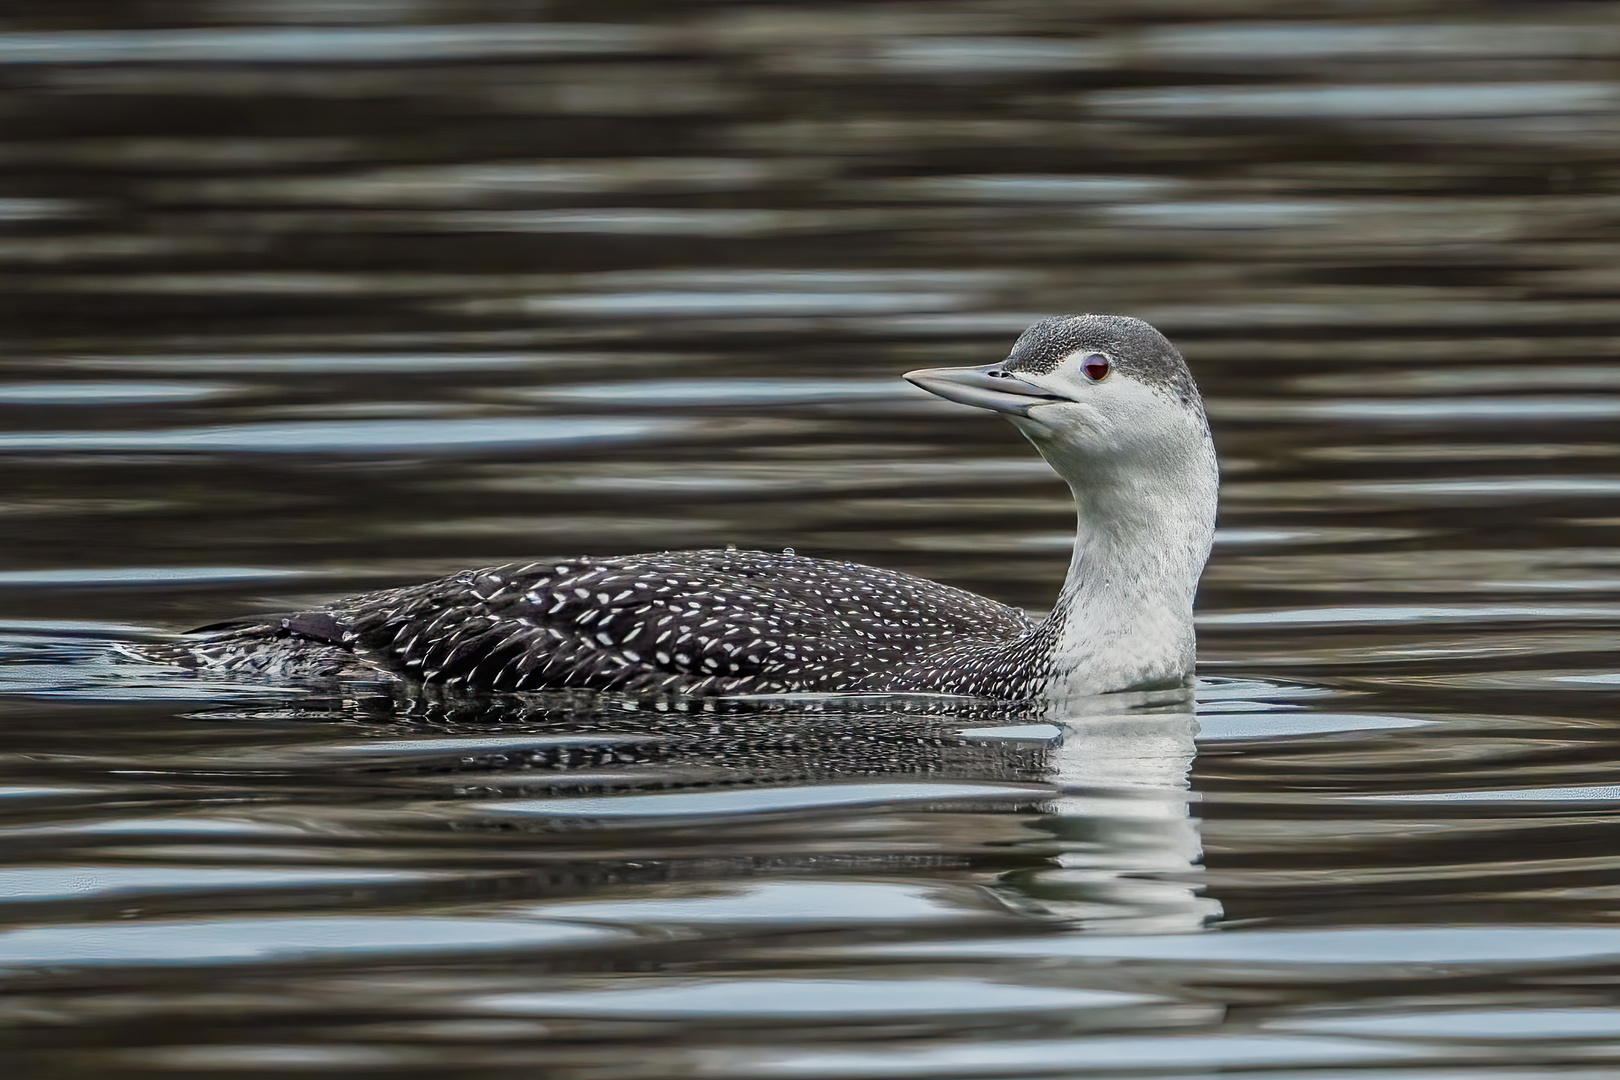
<box><xmin>4</xmin><ymin>2</ymin><xmax>1620</xmax><ymax>1077</ymax></box>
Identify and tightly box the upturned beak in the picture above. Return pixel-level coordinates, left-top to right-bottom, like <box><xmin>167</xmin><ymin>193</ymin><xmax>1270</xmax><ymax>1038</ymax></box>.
<box><xmin>903</xmin><ymin>363</ymin><xmax>1066</xmax><ymax>417</ymax></box>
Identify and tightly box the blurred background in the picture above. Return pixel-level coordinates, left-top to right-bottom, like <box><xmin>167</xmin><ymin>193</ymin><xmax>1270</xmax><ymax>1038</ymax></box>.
<box><xmin>3</xmin><ymin>0</ymin><xmax>1617</xmax><ymax>628</ymax></box>
<box><xmin>5</xmin><ymin>3</ymin><xmax>1620</xmax><ymax>1079</ymax></box>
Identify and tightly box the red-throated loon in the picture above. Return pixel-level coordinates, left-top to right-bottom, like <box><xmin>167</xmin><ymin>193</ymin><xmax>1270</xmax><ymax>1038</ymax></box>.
<box><xmin>155</xmin><ymin>315</ymin><xmax>1217</xmax><ymax>700</ymax></box>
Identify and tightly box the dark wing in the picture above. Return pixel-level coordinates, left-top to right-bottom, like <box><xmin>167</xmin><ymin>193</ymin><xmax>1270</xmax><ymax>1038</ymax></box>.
<box><xmin>329</xmin><ymin>549</ymin><xmax>1033</xmax><ymax>694</ymax></box>
<box><xmin>159</xmin><ymin>610</ymin><xmax>378</xmax><ymax>680</ymax></box>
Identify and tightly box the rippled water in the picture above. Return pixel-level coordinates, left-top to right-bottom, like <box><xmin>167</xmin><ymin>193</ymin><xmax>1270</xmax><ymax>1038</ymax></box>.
<box><xmin>4</xmin><ymin>2</ymin><xmax>1620</xmax><ymax>1077</ymax></box>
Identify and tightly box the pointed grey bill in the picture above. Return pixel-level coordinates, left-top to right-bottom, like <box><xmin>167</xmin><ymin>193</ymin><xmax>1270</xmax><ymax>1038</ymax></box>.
<box><xmin>903</xmin><ymin>363</ymin><xmax>1068</xmax><ymax>417</ymax></box>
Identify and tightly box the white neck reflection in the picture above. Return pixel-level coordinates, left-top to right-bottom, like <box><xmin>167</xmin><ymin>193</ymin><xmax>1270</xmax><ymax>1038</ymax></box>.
<box><xmin>993</xmin><ymin>686</ymin><xmax>1220</xmax><ymax>934</ymax></box>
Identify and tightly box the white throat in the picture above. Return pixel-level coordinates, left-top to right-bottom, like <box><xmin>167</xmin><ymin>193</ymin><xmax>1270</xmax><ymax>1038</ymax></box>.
<box><xmin>1017</xmin><ymin>395</ymin><xmax>1219</xmax><ymax>701</ymax></box>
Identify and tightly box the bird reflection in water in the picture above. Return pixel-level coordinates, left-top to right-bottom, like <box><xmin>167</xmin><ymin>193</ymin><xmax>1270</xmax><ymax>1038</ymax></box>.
<box><xmin>206</xmin><ymin>682</ymin><xmax>1216</xmax><ymax>934</ymax></box>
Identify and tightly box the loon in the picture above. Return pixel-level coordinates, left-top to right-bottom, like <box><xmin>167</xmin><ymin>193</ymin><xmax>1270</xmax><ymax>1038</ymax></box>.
<box><xmin>164</xmin><ymin>315</ymin><xmax>1217</xmax><ymax>700</ymax></box>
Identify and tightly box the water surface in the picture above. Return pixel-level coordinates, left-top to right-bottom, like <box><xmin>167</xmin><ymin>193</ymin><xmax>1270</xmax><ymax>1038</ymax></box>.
<box><xmin>3</xmin><ymin>2</ymin><xmax>1620</xmax><ymax>1077</ymax></box>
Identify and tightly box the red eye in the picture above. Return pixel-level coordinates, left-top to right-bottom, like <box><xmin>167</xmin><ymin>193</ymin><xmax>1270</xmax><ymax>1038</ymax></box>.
<box><xmin>1081</xmin><ymin>354</ymin><xmax>1111</xmax><ymax>381</ymax></box>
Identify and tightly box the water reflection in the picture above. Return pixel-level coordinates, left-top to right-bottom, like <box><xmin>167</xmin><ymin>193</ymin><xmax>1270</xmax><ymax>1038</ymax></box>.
<box><xmin>0</xmin><ymin>23</ymin><xmax>663</xmax><ymax>64</ymax></box>
<box><xmin>0</xmin><ymin>664</ymin><xmax>1214</xmax><ymax>931</ymax></box>
<box><xmin>1008</xmin><ymin>706</ymin><xmax>1217</xmax><ymax>934</ymax></box>
<box><xmin>0</xmin><ymin>416</ymin><xmax>680</xmax><ymax>454</ymax></box>
<box><xmin>4</xmin><ymin>0</ymin><xmax>1620</xmax><ymax>1076</ymax></box>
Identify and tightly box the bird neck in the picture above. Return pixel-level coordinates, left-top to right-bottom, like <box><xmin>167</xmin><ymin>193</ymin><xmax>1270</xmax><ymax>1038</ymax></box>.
<box><xmin>1039</xmin><ymin>436</ymin><xmax>1218</xmax><ymax>700</ymax></box>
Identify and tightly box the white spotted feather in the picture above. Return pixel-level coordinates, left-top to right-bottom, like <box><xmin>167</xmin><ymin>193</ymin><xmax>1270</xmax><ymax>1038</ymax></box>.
<box><xmin>161</xmin><ymin>315</ymin><xmax>1218</xmax><ymax>701</ymax></box>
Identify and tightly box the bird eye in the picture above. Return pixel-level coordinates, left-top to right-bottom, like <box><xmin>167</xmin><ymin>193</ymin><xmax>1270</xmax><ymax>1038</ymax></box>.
<box><xmin>1081</xmin><ymin>354</ymin><xmax>1111</xmax><ymax>382</ymax></box>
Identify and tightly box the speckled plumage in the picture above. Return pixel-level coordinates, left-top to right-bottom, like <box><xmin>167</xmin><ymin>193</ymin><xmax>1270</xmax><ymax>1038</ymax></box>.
<box><xmin>178</xmin><ymin>549</ymin><xmax>1061</xmax><ymax>697</ymax></box>
<box><xmin>161</xmin><ymin>314</ymin><xmax>1218</xmax><ymax>701</ymax></box>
